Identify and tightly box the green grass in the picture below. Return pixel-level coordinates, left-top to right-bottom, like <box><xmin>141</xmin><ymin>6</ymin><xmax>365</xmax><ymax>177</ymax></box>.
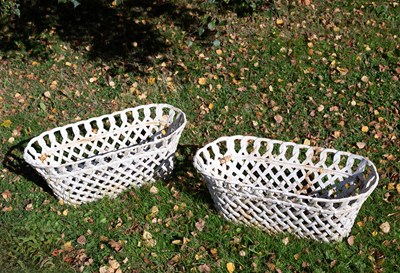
<box><xmin>1</xmin><ymin>0</ymin><xmax>399</xmax><ymax>272</ymax></box>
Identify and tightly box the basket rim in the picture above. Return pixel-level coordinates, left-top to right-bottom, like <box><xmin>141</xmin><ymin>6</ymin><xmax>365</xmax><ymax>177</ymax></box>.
<box><xmin>23</xmin><ymin>103</ymin><xmax>186</xmax><ymax>169</ymax></box>
<box><xmin>193</xmin><ymin>135</ymin><xmax>379</xmax><ymax>203</ymax></box>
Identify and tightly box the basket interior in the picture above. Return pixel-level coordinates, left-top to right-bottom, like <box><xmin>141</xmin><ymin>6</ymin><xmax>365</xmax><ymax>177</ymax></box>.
<box><xmin>197</xmin><ymin>137</ymin><xmax>377</xmax><ymax>199</ymax></box>
<box><xmin>25</xmin><ymin>105</ymin><xmax>184</xmax><ymax>167</ymax></box>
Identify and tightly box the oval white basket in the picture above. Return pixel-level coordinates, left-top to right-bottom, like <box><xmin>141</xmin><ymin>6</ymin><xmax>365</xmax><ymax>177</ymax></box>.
<box><xmin>193</xmin><ymin>136</ymin><xmax>379</xmax><ymax>242</ymax></box>
<box><xmin>24</xmin><ymin>104</ymin><xmax>186</xmax><ymax>205</ymax></box>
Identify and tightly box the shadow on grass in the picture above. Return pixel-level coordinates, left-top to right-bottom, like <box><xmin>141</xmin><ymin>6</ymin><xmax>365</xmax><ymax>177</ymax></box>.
<box><xmin>168</xmin><ymin>144</ymin><xmax>214</xmax><ymax>207</ymax></box>
<box><xmin>2</xmin><ymin>139</ymin><xmax>55</xmax><ymax>197</ymax></box>
<box><xmin>0</xmin><ymin>0</ymin><xmax>205</xmax><ymax>73</ymax></box>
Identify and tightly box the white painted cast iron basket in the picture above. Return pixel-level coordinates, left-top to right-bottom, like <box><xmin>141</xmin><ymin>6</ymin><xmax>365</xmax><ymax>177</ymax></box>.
<box><xmin>193</xmin><ymin>136</ymin><xmax>379</xmax><ymax>242</ymax></box>
<box><xmin>24</xmin><ymin>104</ymin><xmax>186</xmax><ymax>205</ymax></box>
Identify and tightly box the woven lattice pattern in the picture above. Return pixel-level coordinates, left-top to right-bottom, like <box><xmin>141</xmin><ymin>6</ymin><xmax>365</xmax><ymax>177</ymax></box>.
<box><xmin>24</xmin><ymin>104</ymin><xmax>186</xmax><ymax>205</ymax></box>
<box><xmin>194</xmin><ymin>136</ymin><xmax>379</xmax><ymax>242</ymax></box>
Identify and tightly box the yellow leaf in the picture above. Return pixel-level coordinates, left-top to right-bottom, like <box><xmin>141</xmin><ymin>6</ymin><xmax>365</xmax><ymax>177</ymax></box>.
<box><xmin>361</xmin><ymin>126</ymin><xmax>369</xmax><ymax>132</ymax></box>
<box><xmin>372</xmin><ymin>230</ymin><xmax>378</xmax><ymax>236</ymax></box>
<box><xmin>1</xmin><ymin>120</ymin><xmax>12</xmax><ymax>127</ymax></box>
<box><xmin>303</xmin><ymin>139</ymin><xmax>311</xmax><ymax>146</ymax></box>
<box><xmin>148</xmin><ymin>77</ymin><xmax>156</xmax><ymax>85</ymax></box>
<box><xmin>64</xmin><ymin>241</ymin><xmax>73</xmax><ymax>251</ymax></box>
<box><xmin>396</xmin><ymin>184</ymin><xmax>400</xmax><ymax>194</ymax></box>
<box><xmin>226</xmin><ymin>262</ymin><xmax>235</xmax><ymax>273</ymax></box>
<box><xmin>32</xmin><ymin>61</ymin><xmax>40</xmax><ymax>66</ymax></box>
<box><xmin>208</xmin><ymin>102</ymin><xmax>214</xmax><ymax>110</ymax></box>
<box><xmin>198</xmin><ymin>77</ymin><xmax>207</xmax><ymax>85</ymax></box>
<box><xmin>216</xmin><ymin>49</ymin><xmax>223</xmax><ymax>55</ymax></box>
<box><xmin>276</xmin><ymin>18</ymin><xmax>284</xmax><ymax>25</ymax></box>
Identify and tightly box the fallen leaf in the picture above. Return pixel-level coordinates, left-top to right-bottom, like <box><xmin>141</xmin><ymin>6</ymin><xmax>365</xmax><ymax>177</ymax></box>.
<box><xmin>109</xmin><ymin>258</ymin><xmax>120</xmax><ymax>270</ymax></box>
<box><xmin>89</xmin><ymin>77</ymin><xmax>97</xmax><ymax>83</ymax></box>
<box><xmin>226</xmin><ymin>262</ymin><xmax>235</xmax><ymax>273</ymax></box>
<box><xmin>276</xmin><ymin>18</ymin><xmax>284</xmax><ymax>25</ymax></box>
<box><xmin>361</xmin><ymin>75</ymin><xmax>369</xmax><ymax>82</ymax></box>
<box><xmin>198</xmin><ymin>264</ymin><xmax>211</xmax><ymax>273</ymax></box>
<box><xmin>44</xmin><ymin>91</ymin><xmax>51</xmax><ymax>98</ymax></box>
<box><xmin>372</xmin><ymin>230</ymin><xmax>378</xmax><ymax>236</ymax></box>
<box><xmin>64</xmin><ymin>241</ymin><xmax>73</xmax><ymax>251</ymax></box>
<box><xmin>282</xmin><ymin>237</ymin><xmax>289</xmax><ymax>245</ymax></box>
<box><xmin>361</xmin><ymin>126</ymin><xmax>369</xmax><ymax>132</ymax></box>
<box><xmin>303</xmin><ymin>139</ymin><xmax>311</xmax><ymax>146</ymax></box>
<box><xmin>198</xmin><ymin>77</ymin><xmax>207</xmax><ymax>85</ymax></box>
<box><xmin>317</xmin><ymin>105</ymin><xmax>324</xmax><ymax>112</ymax></box>
<box><xmin>347</xmin><ymin>235</ymin><xmax>355</xmax><ymax>246</ymax></box>
<box><xmin>396</xmin><ymin>184</ymin><xmax>400</xmax><ymax>194</ymax></box>
<box><xmin>379</xmin><ymin>222</ymin><xmax>390</xmax><ymax>233</ymax></box>
<box><xmin>274</xmin><ymin>114</ymin><xmax>283</xmax><ymax>124</ymax></box>
<box><xmin>219</xmin><ymin>155</ymin><xmax>232</xmax><ymax>164</ymax></box>
<box><xmin>356</xmin><ymin>142</ymin><xmax>366</xmax><ymax>149</ymax></box>
<box><xmin>77</xmin><ymin>235</ymin><xmax>86</xmax><ymax>245</ymax></box>
<box><xmin>149</xmin><ymin>186</ymin><xmax>159</xmax><ymax>194</ymax></box>
<box><xmin>1</xmin><ymin>190</ymin><xmax>11</xmax><ymax>200</ymax></box>
<box><xmin>195</xmin><ymin>218</ymin><xmax>205</xmax><ymax>232</ymax></box>
<box><xmin>216</xmin><ymin>49</ymin><xmax>222</xmax><ymax>55</ymax></box>
<box><xmin>25</xmin><ymin>203</ymin><xmax>33</xmax><ymax>211</ymax></box>
<box><xmin>1</xmin><ymin>120</ymin><xmax>12</xmax><ymax>127</ymax></box>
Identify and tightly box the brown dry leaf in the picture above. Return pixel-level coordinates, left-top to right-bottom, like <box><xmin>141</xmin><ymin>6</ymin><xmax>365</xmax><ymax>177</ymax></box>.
<box><xmin>109</xmin><ymin>258</ymin><xmax>120</xmax><ymax>270</ymax></box>
<box><xmin>198</xmin><ymin>264</ymin><xmax>211</xmax><ymax>273</ymax></box>
<box><xmin>333</xmin><ymin>131</ymin><xmax>341</xmax><ymax>138</ymax></box>
<box><xmin>168</xmin><ymin>254</ymin><xmax>180</xmax><ymax>265</ymax></box>
<box><xmin>379</xmin><ymin>222</ymin><xmax>390</xmax><ymax>233</ymax></box>
<box><xmin>109</xmin><ymin>240</ymin><xmax>123</xmax><ymax>252</ymax></box>
<box><xmin>299</xmin><ymin>0</ymin><xmax>311</xmax><ymax>5</ymax></box>
<box><xmin>149</xmin><ymin>186</ymin><xmax>159</xmax><ymax>194</ymax></box>
<box><xmin>1</xmin><ymin>190</ymin><xmax>11</xmax><ymax>200</ymax></box>
<box><xmin>396</xmin><ymin>184</ymin><xmax>400</xmax><ymax>194</ymax></box>
<box><xmin>25</xmin><ymin>203</ymin><xmax>33</xmax><ymax>211</ymax></box>
<box><xmin>274</xmin><ymin>115</ymin><xmax>283</xmax><ymax>124</ymax></box>
<box><xmin>361</xmin><ymin>76</ymin><xmax>369</xmax><ymax>82</ymax></box>
<box><xmin>195</xmin><ymin>218</ymin><xmax>205</xmax><ymax>232</ymax></box>
<box><xmin>347</xmin><ymin>235</ymin><xmax>355</xmax><ymax>246</ymax></box>
<box><xmin>2</xmin><ymin>206</ymin><xmax>13</xmax><ymax>212</ymax></box>
<box><xmin>77</xmin><ymin>235</ymin><xmax>86</xmax><ymax>245</ymax></box>
<box><xmin>219</xmin><ymin>155</ymin><xmax>232</xmax><ymax>164</ymax></box>
<box><xmin>210</xmin><ymin>248</ymin><xmax>218</xmax><ymax>259</ymax></box>
<box><xmin>356</xmin><ymin>142</ymin><xmax>366</xmax><ymax>149</ymax></box>
<box><xmin>226</xmin><ymin>262</ymin><xmax>235</xmax><ymax>273</ymax></box>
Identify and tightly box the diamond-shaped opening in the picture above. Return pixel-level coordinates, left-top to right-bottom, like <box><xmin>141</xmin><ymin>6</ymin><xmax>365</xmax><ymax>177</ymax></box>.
<box><xmin>89</xmin><ymin>120</ymin><xmax>99</xmax><ymax>133</ymax></box>
<box><xmin>77</xmin><ymin>123</ymin><xmax>88</xmax><ymax>138</ymax></box>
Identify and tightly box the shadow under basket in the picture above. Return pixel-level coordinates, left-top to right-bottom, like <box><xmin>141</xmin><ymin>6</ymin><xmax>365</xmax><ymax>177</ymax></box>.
<box><xmin>193</xmin><ymin>136</ymin><xmax>379</xmax><ymax>242</ymax></box>
<box><xmin>24</xmin><ymin>104</ymin><xmax>186</xmax><ymax>205</ymax></box>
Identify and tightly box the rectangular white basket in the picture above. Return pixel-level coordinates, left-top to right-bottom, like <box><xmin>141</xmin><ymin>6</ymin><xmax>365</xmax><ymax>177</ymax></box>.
<box><xmin>193</xmin><ymin>135</ymin><xmax>379</xmax><ymax>242</ymax></box>
<box><xmin>24</xmin><ymin>104</ymin><xmax>186</xmax><ymax>205</ymax></box>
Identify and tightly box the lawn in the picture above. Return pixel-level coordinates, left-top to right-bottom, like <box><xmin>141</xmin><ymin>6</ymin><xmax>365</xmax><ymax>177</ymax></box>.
<box><xmin>0</xmin><ymin>0</ymin><xmax>399</xmax><ymax>272</ymax></box>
